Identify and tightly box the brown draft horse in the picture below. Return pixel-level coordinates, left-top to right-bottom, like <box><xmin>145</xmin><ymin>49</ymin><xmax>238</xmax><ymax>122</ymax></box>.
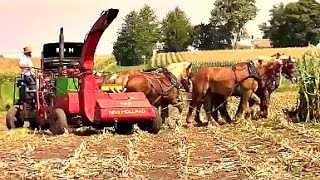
<box><xmin>124</xmin><ymin>66</ymin><xmax>192</xmax><ymax>126</ymax></box>
<box><xmin>108</xmin><ymin>62</ymin><xmax>193</xmax><ymax>90</ymax></box>
<box><xmin>185</xmin><ymin>59</ymin><xmax>287</xmax><ymax>126</ymax></box>
<box><xmin>245</xmin><ymin>54</ymin><xmax>296</xmax><ymax>118</ymax></box>
<box><xmin>201</xmin><ymin>55</ymin><xmax>296</xmax><ymax>126</ymax></box>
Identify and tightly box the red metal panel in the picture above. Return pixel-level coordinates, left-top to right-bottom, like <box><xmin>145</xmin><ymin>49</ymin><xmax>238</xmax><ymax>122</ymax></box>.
<box><xmin>68</xmin><ymin>93</ymin><xmax>80</xmax><ymax>114</ymax></box>
<box><xmin>108</xmin><ymin>92</ymin><xmax>147</xmax><ymax>100</ymax></box>
<box><xmin>79</xmin><ymin>75</ymin><xmax>99</xmax><ymax>121</ymax></box>
<box><xmin>94</xmin><ymin>106</ymin><xmax>156</xmax><ymax>122</ymax></box>
<box><xmin>94</xmin><ymin>98</ymin><xmax>156</xmax><ymax>122</ymax></box>
<box><xmin>96</xmin><ymin>99</ymin><xmax>153</xmax><ymax>108</ymax></box>
<box><xmin>55</xmin><ymin>93</ymin><xmax>80</xmax><ymax>114</ymax></box>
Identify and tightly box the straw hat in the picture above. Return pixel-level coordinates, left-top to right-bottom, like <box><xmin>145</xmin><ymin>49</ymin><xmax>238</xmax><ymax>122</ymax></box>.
<box><xmin>23</xmin><ymin>46</ymin><xmax>32</xmax><ymax>53</ymax></box>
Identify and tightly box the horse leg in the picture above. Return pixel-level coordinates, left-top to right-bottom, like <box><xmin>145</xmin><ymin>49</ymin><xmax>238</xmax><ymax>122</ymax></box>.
<box><xmin>212</xmin><ymin>94</ymin><xmax>232</xmax><ymax>124</ymax></box>
<box><xmin>234</xmin><ymin>96</ymin><xmax>244</xmax><ymax>122</ymax></box>
<box><xmin>186</xmin><ymin>96</ymin><xmax>202</xmax><ymax>125</ymax></box>
<box><xmin>242</xmin><ymin>90</ymin><xmax>255</xmax><ymax>120</ymax></box>
<box><xmin>257</xmin><ymin>90</ymin><xmax>270</xmax><ymax>119</ymax></box>
<box><xmin>161</xmin><ymin>105</ymin><xmax>170</xmax><ymax>126</ymax></box>
<box><xmin>210</xmin><ymin>94</ymin><xmax>221</xmax><ymax>123</ymax></box>
<box><xmin>249</xmin><ymin>93</ymin><xmax>261</xmax><ymax>120</ymax></box>
<box><xmin>186</xmin><ymin>83</ymin><xmax>208</xmax><ymax>125</ymax></box>
<box><xmin>171</xmin><ymin>100</ymin><xmax>183</xmax><ymax>127</ymax></box>
<box><xmin>203</xmin><ymin>93</ymin><xmax>219</xmax><ymax>127</ymax></box>
<box><xmin>158</xmin><ymin>106</ymin><xmax>166</xmax><ymax>124</ymax></box>
<box><xmin>218</xmin><ymin>101</ymin><xmax>232</xmax><ymax>124</ymax></box>
<box><xmin>234</xmin><ymin>90</ymin><xmax>254</xmax><ymax>122</ymax></box>
<box><xmin>194</xmin><ymin>103</ymin><xmax>203</xmax><ymax>124</ymax></box>
<box><xmin>176</xmin><ymin>103</ymin><xmax>183</xmax><ymax>126</ymax></box>
<box><xmin>211</xmin><ymin>102</ymin><xmax>219</xmax><ymax>123</ymax></box>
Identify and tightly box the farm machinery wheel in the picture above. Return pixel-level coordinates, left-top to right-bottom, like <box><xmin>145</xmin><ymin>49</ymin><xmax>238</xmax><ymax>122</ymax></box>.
<box><xmin>138</xmin><ymin>106</ymin><xmax>163</xmax><ymax>134</ymax></box>
<box><xmin>6</xmin><ymin>107</ymin><xmax>24</xmax><ymax>129</ymax></box>
<box><xmin>49</xmin><ymin>108</ymin><xmax>69</xmax><ymax>135</ymax></box>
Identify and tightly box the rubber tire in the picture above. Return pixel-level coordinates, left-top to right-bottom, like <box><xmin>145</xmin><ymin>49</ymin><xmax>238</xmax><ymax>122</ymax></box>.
<box><xmin>49</xmin><ymin>108</ymin><xmax>68</xmax><ymax>135</ymax></box>
<box><xmin>114</xmin><ymin>122</ymin><xmax>134</xmax><ymax>135</ymax></box>
<box><xmin>147</xmin><ymin>106</ymin><xmax>163</xmax><ymax>134</ymax></box>
<box><xmin>6</xmin><ymin>107</ymin><xmax>24</xmax><ymax>129</ymax></box>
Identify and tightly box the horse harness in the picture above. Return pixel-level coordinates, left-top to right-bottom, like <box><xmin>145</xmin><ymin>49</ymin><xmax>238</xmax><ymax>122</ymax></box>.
<box><xmin>231</xmin><ymin>61</ymin><xmax>261</xmax><ymax>84</ymax></box>
<box><xmin>142</xmin><ymin>68</ymin><xmax>184</xmax><ymax>105</ymax></box>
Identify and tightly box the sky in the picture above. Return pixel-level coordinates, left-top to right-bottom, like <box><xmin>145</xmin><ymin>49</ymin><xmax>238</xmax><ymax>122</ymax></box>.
<box><xmin>0</xmin><ymin>0</ymin><xmax>299</xmax><ymax>57</ymax></box>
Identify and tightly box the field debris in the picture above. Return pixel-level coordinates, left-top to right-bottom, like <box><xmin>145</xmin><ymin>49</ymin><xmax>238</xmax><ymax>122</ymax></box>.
<box><xmin>0</xmin><ymin>91</ymin><xmax>319</xmax><ymax>179</ymax></box>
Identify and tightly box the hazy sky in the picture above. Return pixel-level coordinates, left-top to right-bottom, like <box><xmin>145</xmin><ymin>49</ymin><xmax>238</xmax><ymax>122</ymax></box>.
<box><xmin>0</xmin><ymin>0</ymin><xmax>298</xmax><ymax>57</ymax></box>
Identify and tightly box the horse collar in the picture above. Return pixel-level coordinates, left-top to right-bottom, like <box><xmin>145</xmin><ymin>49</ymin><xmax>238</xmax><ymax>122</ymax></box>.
<box><xmin>247</xmin><ymin>61</ymin><xmax>261</xmax><ymax>80</ymax></box>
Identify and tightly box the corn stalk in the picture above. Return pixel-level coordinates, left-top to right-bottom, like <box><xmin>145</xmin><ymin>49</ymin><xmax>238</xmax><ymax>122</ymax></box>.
<box><xmin>292</xmin><ymin>51</ymin><xmax>320</xmax><ymax>122</ymax></box>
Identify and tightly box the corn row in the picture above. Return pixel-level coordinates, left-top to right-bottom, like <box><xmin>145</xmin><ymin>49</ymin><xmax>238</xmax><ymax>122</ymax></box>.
<box><xmin>295</xmin><ymin>51</ymin><xmax>320</xmax><ymax>122</ymax></box>
<box><xmin>166</xmin><ymin>52</ymin><xmax>171</xmax><ymax>65</ymax></box>
<box><xmin>171</xmin><ymin>52</ymin><xmax>178</xmax><ymax>63</ymax></box>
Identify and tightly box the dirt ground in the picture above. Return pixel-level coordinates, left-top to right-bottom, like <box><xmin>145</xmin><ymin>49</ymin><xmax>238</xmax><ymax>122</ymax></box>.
<box><xmin>0</xmin><ymin>90</ymin><xmax>320</xmax><ymax>180</ymax></box>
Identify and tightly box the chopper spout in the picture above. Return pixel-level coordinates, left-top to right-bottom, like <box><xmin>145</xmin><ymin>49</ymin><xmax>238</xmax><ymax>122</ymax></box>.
<box><xmin>79</xmin><ymin>8</ymin><xmax>119</xmax><ymax>121</ymax></box>
<box><xmin>80</xmin><ymin>9</ymin><xmax>119</xmax><ymax>72</ymax></box>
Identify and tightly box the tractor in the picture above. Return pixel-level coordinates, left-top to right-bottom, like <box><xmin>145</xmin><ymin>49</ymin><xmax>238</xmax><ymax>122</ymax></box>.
<box><xmin>6</xmin><ymin>8</ymin><xmax>162</xmax><ymax>135</ymax></box>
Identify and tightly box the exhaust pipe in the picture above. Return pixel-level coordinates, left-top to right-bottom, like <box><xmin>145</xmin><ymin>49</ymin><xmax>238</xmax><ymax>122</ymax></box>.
<box><xmin>59</xmin><ymin>27</ymin><xmax>64</xmax><ymax>75</ymax></box>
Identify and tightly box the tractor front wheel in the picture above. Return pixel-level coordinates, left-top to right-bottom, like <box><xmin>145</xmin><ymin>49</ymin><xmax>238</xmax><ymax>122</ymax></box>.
<box><xmin>6</xmin><ymin>107</ymin><xmax>24</xmax><ymax>129</ymax></box>
<box><xmin>147</xmin><ymin>106</ymin><xmax>163</xmax><ymax>134</ymax></box>
<box><xmin>49</xmin><ymin>108</ymin><xmax>68</xmax><ymax>135</ymax></box>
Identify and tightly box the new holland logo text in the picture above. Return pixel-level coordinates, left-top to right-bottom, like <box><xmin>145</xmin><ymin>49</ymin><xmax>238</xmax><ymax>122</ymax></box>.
<box><xmin>109</xmin><ymin>109</ymin><xmax>146</xmax><ymax>115</ymax></box>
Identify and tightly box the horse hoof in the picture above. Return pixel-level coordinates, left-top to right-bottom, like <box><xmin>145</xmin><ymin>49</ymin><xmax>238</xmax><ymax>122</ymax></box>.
<box><xmin>217</xmin><ymin>119</ymin><xmax>226</xmax><ymax>125</ymax></box>
<box><xmin>194</xmin><ymin>122</ymin><xmax>208</xmax><ymax>127</ymax></box>
<box><xmin>183</xmin><ymin>123</ymin><xmax>193</xmax><ymax>128</ymax></box>
<box><xmin>208</xmin><ymin>121</ymin><xmax>219</xmax><ymax>128</ymax></box>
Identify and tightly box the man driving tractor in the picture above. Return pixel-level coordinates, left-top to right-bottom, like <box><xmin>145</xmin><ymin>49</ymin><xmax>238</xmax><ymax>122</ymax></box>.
<box><xmin>19</xmin><ymin>46</ymin><xmax>36</xmax><ymax>88</ymax></box>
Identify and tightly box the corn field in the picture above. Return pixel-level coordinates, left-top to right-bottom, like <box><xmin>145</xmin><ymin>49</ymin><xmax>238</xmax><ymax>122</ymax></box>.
<box><xmin>2</xmin><ymin>50</ymin><xmax>320</xmax><ymax>179</ymax></box>
<box><xmin>286</xmin><ymin>51</ymin><xmax>320</xmax><ymax>122</ymax></box>
<box><xmin>151</xmin><ymin>47</ymin><xmax>314</xmax><ymax>67</ymax></box>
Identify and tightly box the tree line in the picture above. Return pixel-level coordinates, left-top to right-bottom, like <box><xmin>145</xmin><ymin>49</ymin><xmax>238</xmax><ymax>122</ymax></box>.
<box><xmin>113</xmin><ymin>0</ymin><xmax>320</xmax><ymax>66</ymax></box>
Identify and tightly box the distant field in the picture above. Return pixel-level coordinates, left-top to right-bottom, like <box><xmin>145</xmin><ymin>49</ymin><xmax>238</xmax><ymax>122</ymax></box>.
<box><xmin>1</xmin><ymin>47</ymin><xmax>319</xmax><ymax>74</ymax></box>
<box><xmin>0</xmin><ymin>55</ymin><xmax>114</xmax><ymax>74</ymax></box>
<box><xmin>152</xmin><ymin>47</ymin><xmax>319</xmax><ymax>66</ymax></box>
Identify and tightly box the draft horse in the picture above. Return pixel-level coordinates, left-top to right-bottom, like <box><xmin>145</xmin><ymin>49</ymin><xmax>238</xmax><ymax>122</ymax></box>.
<box><xmin>185</xmin><ymin>59</ymin><xmax>286</xmax><ymax>126</ymax></box>
<box><xmin>124</xmin><ymin>63</ymin><xmax>193</xmax><ymax>126</ymax></box>
<box><xmin>199</xmin><ymin>55</ymin><xmax>296</xmax><ymax>126</ymax></box>
<box><xmin>244</xmin><ymin>55</ymin><xmax>296</xmax><ymax>119</ymax></box>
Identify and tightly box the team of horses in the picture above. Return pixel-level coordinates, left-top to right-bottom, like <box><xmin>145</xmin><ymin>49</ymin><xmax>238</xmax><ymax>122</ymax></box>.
<box><xmin>95</xmin><ymin>52</ymin><xmax>296</xmax><ymax>130</ymax></box>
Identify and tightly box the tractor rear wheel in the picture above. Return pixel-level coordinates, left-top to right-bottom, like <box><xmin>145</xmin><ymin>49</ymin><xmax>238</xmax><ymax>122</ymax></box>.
<box><xmin>147</xmin><ymin>106</ymin><xmax>163</xmax><ymax>134</ymax></box>
<box><xmin>49</xmin><ymin>108</ymin><xmax>68</xmax><ymax>135</ymax></box>
<box><xmin>6</xmin><ymin>107</ymin><xmax>24</xmax><ymax>129</ymax></box>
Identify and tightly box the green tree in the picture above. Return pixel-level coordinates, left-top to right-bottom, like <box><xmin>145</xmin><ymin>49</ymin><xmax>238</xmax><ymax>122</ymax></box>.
<box><xmin>161</xmin><ymin>6</ymin><xmax>193</xmax><ymax>52</ymax></box>
<box><xmin>192</xmin><ymin>0</ymin><xmax>257</xmax><ymax>50</ymax></box>
<box><xmin>113</xmin><ymin>5</ymin><xmax>160</xmax><ymax>66</ymax></box>
<box><xmin>113</xmin><ymin>11</ymin><xmax>140</xmax><ymax>66</ymax></box>
<box><xmin>260</xmin><ymin>0</ymin><xmax>320</xmax><ymax>47</ymax></box>
<box><xmin>210</xmin><ymin>0</ymin><xmax>258</xmax><ymax>48</ymax></box>
<box><xmin>136</xmin><ymin>5</ymin><xmax>160</xmax><ymax>64</ymax></box>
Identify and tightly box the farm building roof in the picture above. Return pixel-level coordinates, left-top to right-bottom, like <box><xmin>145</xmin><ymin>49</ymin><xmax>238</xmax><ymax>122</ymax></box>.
<box><xmin>252</xmin><ymin>39</ymin><xmax>272</xmax><ymax>48</ymax></box>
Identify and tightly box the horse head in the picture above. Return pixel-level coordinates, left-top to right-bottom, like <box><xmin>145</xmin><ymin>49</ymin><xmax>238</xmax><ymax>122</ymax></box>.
<box><xmin>271</xmin><ymin>52</ymin><xmax>284</xmax><ymax>59</ymax></box>
<box><xmin>277</xmin><ymin>55</ymin><xmax>297</xmax><ymax>83</ymax></box>
<box><xmin>165</xmin><ymin>62</ymin><xmax>193</xmax><ymax>92</ymax></box>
